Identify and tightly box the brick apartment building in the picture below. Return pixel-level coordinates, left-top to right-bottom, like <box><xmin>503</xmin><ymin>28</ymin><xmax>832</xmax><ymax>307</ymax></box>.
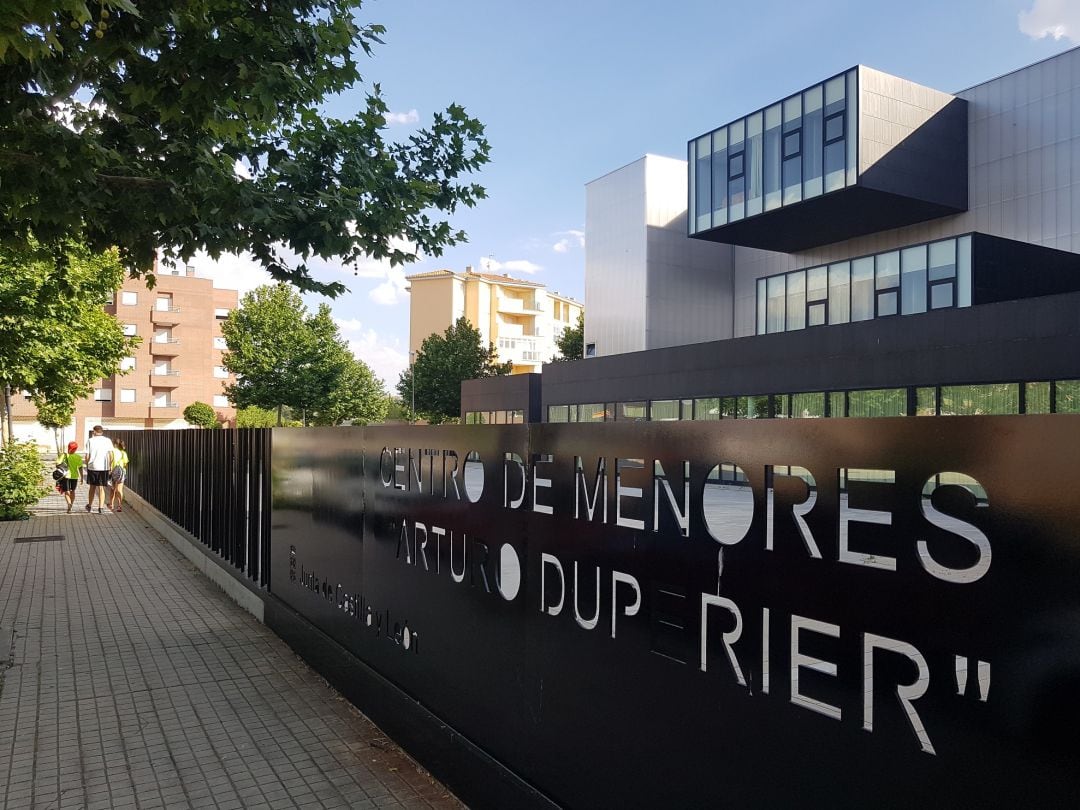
<box><xmin>9</xmin><ymin>265</ymin><xmax>238</xmax><ymax>446</ymax></box>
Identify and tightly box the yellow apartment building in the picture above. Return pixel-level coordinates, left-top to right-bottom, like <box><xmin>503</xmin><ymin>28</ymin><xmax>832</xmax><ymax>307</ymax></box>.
<box><xmin>9</xmin><ymin>266</ymin><xmax>238</xmax><ymax>446</ymax></box>
<box><xmin>406</xmin><ymin>267</ymin><xmax>584</xmax><ymax>374</ymax></box>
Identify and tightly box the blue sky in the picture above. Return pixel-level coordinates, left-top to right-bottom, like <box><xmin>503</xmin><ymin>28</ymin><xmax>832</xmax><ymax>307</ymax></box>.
<box><xmin>190</xmin><ymin>0</ymin><xmax>1080</xmax><ymax>386</ymax></box>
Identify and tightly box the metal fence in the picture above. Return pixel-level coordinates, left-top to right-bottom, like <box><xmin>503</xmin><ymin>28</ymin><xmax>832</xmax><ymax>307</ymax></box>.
<box><xmin>111</xmin><ymin>428</ymin><xmax>272</xmax><ymax>588</ymax></box>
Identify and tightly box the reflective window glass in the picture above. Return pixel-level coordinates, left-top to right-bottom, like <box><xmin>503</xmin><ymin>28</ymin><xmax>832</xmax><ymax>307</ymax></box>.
<box><xmin>876</xmin><ymin>251</ymin><xmax>900</xmax><ymax>289</ymax></box>
<box><xmin>511</xmin><ymin>410</ymin><xmax>524</xmax><ymax>424</ymax></box>
<box><xmin>851</xmin><ymin>257</ymin><xmax>874</xmax><ymax>321</ymax></box>
<box><xmin>711</xmin><ymin>128</ymin><xmax>728</xmax><ymax>226</ymax></box>
<box><xmin>824</xmin><ymin>113</ymin><xmax>844</xmax><ymax>143</ymax></box>
<box><xmin>957</xmin><ymin>235</ymin><xmax>972</xmax><ymax>307</ymax></box>
<box><xmin>783</xmin><ymin>131</ymin><xmax>801</xmax><ymax>159</ymax></box>
<box><xmin>808</xmin><ymin>302</ymin><xmax>826</xmax><ymax>327</ymax></box>
<box><xmin>939</xmin><ymin>384</ymin><xmax>1019</xmax><ymax>415</ymax></box>
<box><xmin>916</xmin><ymin>387</ymin><xmax>937</xmax><ymax>416</ymax></box>
<box><xmin>901</xmin><ymin>245</ymin><xmax>927</xmax><ymax>315</ymax></box>
<box><xmin>1056</xmin><ymin>380</ymin><xmax>1080</xmax><ymax>413</ymax></box>
<box><xmin>791</xmin><ymin>392</ymin><xmax>825</xmax><ymax>418</ymax></box>
<box><xmin>766</xmin><ymin>274</ymin><xmax>786</xmax><ymax>333</ymax></box>
<box><xmin>802</xmin><ymin>85</ymin><xmax>823</xmax><ymax>199</ymax></box>
<box><xmin>928</xmin><ymin>239</ymin><xmax>956</xmax><ymax>280</ymax></box>
<box><xmin>782</xmin><ymin>95</ymin><xmax>802</xmax><ymax>205</ymax></box>
<box><xmin>681</xmin><ymin>399</ymin><xmax>694</xmax><ymax>420</ymax></box>
<box><xmin>845</xmin><ymin>69</ymin><xmax>858</xmax><ymax>185</ymax></box>
<box><xmin>695</xmin><ymin>135</ymin><xmax>711</xmax><ymax>232</ymax></box>
<box><xmin>877</xmin><ymin>290</ymin><xmax>898</xmax><ymax>317</ymax></box>
<box><xmin>828</xmin><ymin>261</ymin><xmax>850</xmax><ymax>324</ymax></box>
<box><xmin>569</xmin><ymin>404</ymin><xmax>579</xmax><ymax>422</ymax></box>
<box><xmin>720</xmin><ymin>397</ymin><xmax>740</xmax><ymax>418</ymax></box>
<box><xmin>580</xmin><ymin>403</ymin><xmax>605</xmax><ymax>423</ymax></box>
<box><xmin>786</xmin><ymin>271</ymin><xmax>806</xmax><ymax>331</ymax></box>
<box><xmin>742</xmin><ymin>395</ymin><xmax>770</xmax><ymax>419</ymax></box>
<box><xmin>1026</xmin><ymin>382</ymin><xmax>1050</xmax><ymax>414</ymax></box>
<box><xmin>729</xmin><ymin>152</ymin><xmax>744</xmax><ymax>178</ymax></box>
<box><xmin>693</xmin><ymin>398</ymin><xmax>720</xmax><ymax>420</ymax></box>
<box><xmin>930</xmin><ymin>282</ymin><xmax>954</xmax><ymax>309</ymax></box>
<box><xmin>773</xmin><ymin>394</ymin><xmax>790</xmax><ymax>419</ymax></box>
<box><xmin>746</xmin><ymin>112</ymin><xmax>763</xmax><ymax>217</ymax></box>
<box><xmin>548</xmin><ymin>405</ymin><xmax>569</xmax><ymax>423</ymax></box>
<box><xmin>807</xmin><ymin>266</ymin><xmax>828</xmax><ymax>301</ymax></box>
<box><xmin>617</xmin><ymin>402</ymin><xmax>647</xmax><ymax>422</ymax></box>
<box><xmin>763</xmin><ymin>104</ymin><xmax>782</xmax><ymax>211</ymax></box>
<box><xmin>650</xmin><ymin>400</ymin><xmax>680</xmax><ymax>421</ymax></box>
<box><xmin>848</xmin><ymin>388</ymin><xmax>906</xmax><ymax>418</ymax></box>
<box><xmin>728</xmin><ymin>120</ymin><xmax>745</xmax><ymax>222</ymax></box>
<box><xmin>828</xmin><ymin>391</ymin><xmax>846</xmax><ymax>417</ymax></box>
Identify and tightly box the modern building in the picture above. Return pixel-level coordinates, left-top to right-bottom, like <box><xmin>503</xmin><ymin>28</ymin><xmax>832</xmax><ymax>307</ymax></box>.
<box><xmin>407</xmin><ymin>267</ymin><xmax>583</xmax><ymax>375</ymax></box>
<box><xmin>9</xmin><ymin>266</ymin><xmax>238</xmax><ymax>445</ymax></box>
<box><xmin>463</xmin><ymin>47</ymin><xmax>1080</xmax><ymax>425</ymax></box>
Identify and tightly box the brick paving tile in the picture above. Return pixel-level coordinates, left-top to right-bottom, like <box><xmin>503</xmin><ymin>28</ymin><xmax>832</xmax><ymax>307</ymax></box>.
<box><xmin>0</xmin><ymin>488</ymin><xmax>465</xmax><ymax>810</ymax></box>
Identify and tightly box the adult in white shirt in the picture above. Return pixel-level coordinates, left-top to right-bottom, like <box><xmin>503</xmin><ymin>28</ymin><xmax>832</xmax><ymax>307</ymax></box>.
<box><xmin>83</xmin><ymin>425</ymin><xmax>115</xmax><ymax>514</ymax></box>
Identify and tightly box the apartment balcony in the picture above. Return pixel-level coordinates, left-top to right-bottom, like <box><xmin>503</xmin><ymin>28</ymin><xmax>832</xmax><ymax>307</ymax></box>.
<box><xmin>150</xmin><ymin>371</ymin><xmax>180</xmax><ymax>387</ymax></box>
<box><xmin>151</xmin><ymin>338</ymin><xmax>181</xmax><ymax>356</ymax></box>
<box><xmin>151</xmin><ymin>401</ymin><xmax>179</xmax><ymax>409</ymax></box>
<box><xmin>151</xmin><ymin>306</ymin><xmax>182</xmax><ymax>326</ymax></box>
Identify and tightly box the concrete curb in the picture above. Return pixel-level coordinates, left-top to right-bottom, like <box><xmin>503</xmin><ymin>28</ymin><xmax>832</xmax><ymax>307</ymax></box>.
<box><xmin>123</xmin><ymin>489</ymin><xmax>265</xmax><ymax>622</ymax></box>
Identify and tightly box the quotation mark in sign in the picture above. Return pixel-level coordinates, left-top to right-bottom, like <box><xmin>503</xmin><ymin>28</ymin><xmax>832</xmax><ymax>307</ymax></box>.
<box><xmin>955</xmin><ymin>655</ymin><xmax>990</xmax><ymax>701</ymax></box>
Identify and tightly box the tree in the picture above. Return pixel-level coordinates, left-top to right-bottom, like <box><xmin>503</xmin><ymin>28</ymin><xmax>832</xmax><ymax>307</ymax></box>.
<box><xmin>553</xmin><ymin>312</ymin><xmax>584</xmax><ymax>362</ymax></box>
<box><xmin>235</xmin><ymin>405</ymin><xmax>277</xmax><ymax>429</ymax></box>
<box><xmin>310</xmin><ymin>358</ymin><xmax>387</xmax><ymax>426</ymax></box>
<box><xmin>34</xmin><ymin>394</ymin><xmax>75</xmax><ymax>454</ymax></box>
<box><xmin>222</xmin><ymin>283</ymin><xmax>377</xmax><ymax>425</ymax></box>
<box><xmin>0</xmin><ymin>1</ymin><xmax>489</xmax><ymax>295</ymax></box>
<box><xmin>0</xmin><ymin>237</ymin><xmax>139</xmax><ymax>444</ymax></box>
<box><xmin>183</xmin><ymin>401</ymin><xmax>218</xmax><ymax>429</ymax></box>
<box><xmin>397</xmin><ymin>317</ymin><xmax>511</xmax><ymax>424</ymax></box>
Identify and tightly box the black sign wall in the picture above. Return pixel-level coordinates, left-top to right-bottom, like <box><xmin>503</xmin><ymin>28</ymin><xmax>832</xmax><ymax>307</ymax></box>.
<box><xmin>270</xmin><ymin>418</ymin><xmax>1080</xmax><ymax>808</ymax></box>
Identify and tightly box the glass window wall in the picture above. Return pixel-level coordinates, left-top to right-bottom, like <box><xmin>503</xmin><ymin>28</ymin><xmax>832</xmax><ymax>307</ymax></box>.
<box><xmin>755</xmin><ymin>235</ymin><xmax>973</xmax><ymax>335</ymax></box>
<box><xmin>650</xmin><ymin>400</ymin><xmax>680</xmax><ymax>421</ymax></box>
<box><xmin>690</xmin><ymin>69</ymin><xmax>857</xmax><ymax>235</ymax></box>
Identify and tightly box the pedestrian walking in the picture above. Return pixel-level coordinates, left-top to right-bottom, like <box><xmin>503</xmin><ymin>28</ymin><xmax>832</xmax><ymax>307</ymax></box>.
<box><xmin>83</xmin><ymin>425</ymin><xmax>114</xmax><ymax>514</ymax></box>
<box><xmin>56</xmin><ymin>441</ymin><xmax>83</xmax><ymax>513</ymax></box>
<box><xmin>109</xmin><ymin>438</ymin><xmax>129</xmax><ymax>513</ymax></box>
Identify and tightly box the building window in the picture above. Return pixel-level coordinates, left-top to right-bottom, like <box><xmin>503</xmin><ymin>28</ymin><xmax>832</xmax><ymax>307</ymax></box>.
<box><xmin>122</xmin><ymin>323</ymin><xmax>137</xmax><ymax>337</ymax></box>
<box><xmin>119</xmin><ymin>389</ymin><xmax>136</xmax><ymax>403</ymax></box>
<box><xmin>155</xmin><ymin>294</ymin><xmax>175</xmax><ymax>311</ymax></box>
<box><xmin>650</xmin><ymin>400</ymin><xmax>680</xmax><ymax>421</ymax></box>
<box><xmin>120</xmin><ymin>357</ymin><xmax>136</xmax><ymax>371</ymax></box>
<box><xmin>214</xmin><ymin>308</ymin><xmax>230</xmax><ymax>319</ymax></box>
<box><xmin>213</xmin><ymin>366</ymin><xmax>229</xmax><ymax>379</ymax></box>
<box><xmin>120</xmin><ymin>291</ymin><xmax>138</xmax><ymax>306</ymax></box>
<box><xmin>548</xmin><ymin>405</ymin><xmax>569</xmax><ymax>423</ymax></box>
<box><xmin>755</xmin><ymin>236</ymin><xmax>972</xmax><ymax>335</ymax></box>
<box><xmin>94</xmin><ymin>388</ymin><xmax>113</xmax><ymax>401</ymax></box>
<box><xmin>213</xmin><ymin>395</ymin><xmax>229</xmax><ymax>407</ymax></box>
<box><xmin>585</xmin><ymin>343</ymin><xmax>596</xmax><ymax>357</ymax></box>
<box><xmin>213</xmin><ymin>337</ymin><xmax>227</xmax><ymax>349</ymax></box>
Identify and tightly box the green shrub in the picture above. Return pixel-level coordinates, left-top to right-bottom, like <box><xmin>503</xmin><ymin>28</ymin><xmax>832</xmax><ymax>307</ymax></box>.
<box><xmin>183</xmin><ymin>401</ymin><xmax>218</xmax><ymax>429</ymax></box>
<box><xmin>0</xmin><ymin>441</ymin><xmax>50</xmax><ymax>520</ymax></box>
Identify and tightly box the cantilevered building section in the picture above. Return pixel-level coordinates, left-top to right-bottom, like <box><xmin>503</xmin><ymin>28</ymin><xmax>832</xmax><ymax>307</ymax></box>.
<box><xmin>463</xmin><ymin>47</ymin><xmax>1080</xmax><ymax>425</ymax></box>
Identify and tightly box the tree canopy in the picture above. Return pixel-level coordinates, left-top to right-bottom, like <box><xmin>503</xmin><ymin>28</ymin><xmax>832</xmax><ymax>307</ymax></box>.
<box><xmin>397</xmin><ymin>316</ymin><xmax>511</xmax><ymax>424</ymax></box>
<box><xmin>221</xmin><ymin>283</ymin><xmax>385</xmax><ymax>425</ymax></box>
<box><xmin>0</xmin><ymin>1</ymin><xmax>490</xmax><ymax>295</ymax></box>
<box><xmin>553</xmin><ymin>312</ymin><xmax>584</xmax><ymax>362</ymax></box>
<box><xmin>182</xmin><ymin>401</ymin><xmax>218</xmax><ymax>429</ymax></box>
<box><xmin>0</xmin><ymin>236</ymin><xmax>139</xmax><ymax>443</ymax></box>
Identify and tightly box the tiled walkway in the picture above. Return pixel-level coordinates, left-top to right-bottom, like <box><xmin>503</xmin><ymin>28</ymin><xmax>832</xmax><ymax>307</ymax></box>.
<box><xmin>0</xmin><ymin>488</ymin><xmax>463</xmax><ymax>810</ymax></box>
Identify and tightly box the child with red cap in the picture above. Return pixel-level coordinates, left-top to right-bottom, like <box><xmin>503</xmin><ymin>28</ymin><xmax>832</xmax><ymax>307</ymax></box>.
<box><xmin>56</xmin><ymin>441</ymin><xmax>83</xmax><ymax>513</ymax></box>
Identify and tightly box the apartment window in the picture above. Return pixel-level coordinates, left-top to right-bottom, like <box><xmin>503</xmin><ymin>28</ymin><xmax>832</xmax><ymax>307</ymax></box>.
<box><xmin>104</xmin><ymin>291</ymin><xmax>115</xmax><ymax>305</ymax></box>
<box><xmin>585</xmin><ymin>343</ymin><xmax>596</xmax><ymax>358</ymax></box>
<box><xmin>122</xmin><ymin>323</ymin><xmax>137</xmax><ymax>337</ymax></box>
<box><xmin>94</xmin><ymin>388</ymin><xmax>113</xmax><ymax>401</ymax></box>
<box><xmin>214</xmin><ymin>308</ymin><xmax>230</xmax><ymax>319</ymax></box>
<box><xmin>119</xmin><ymin>357</ymin><xmax>136</xmax><ymax>371</ymax></box>
<box><xmin>120</xmin><ymin>389</ymin><xmax>136</xmax><ymax>403</ymax></box>
<box><xmin>155</xmin><ymin>294</ymin><xmax>174</xmax><ymax>311</ymax></box>
<box><xmin>213</xmin><ymin>337</ymin><xmax>227</xmax><ymax>349</ymax></box>
<box><xmin>121</xmin><ymin>291</ymin><xmax>138</xmax><ymax>306</ymax></box>
<box><xmin>213</xmin><ymin>395</ymin><xmax>229</xmax><ymax>407</ymax></box>
<box><xmin>152</xmin><ymin>391</ymin><xmax>169</xmax><ymax>407</ymax></box>
<box><xmin>213</xmin><ymin>366</ymin><xmax>229</xmax><ymax>379</ymax></box>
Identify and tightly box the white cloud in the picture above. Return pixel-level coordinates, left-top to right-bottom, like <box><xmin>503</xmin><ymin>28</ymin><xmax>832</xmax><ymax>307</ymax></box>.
<box><xmin>552</xmin><ymin>228</ymin><xmax>586</xmax><ymax>254</ymax></box>
<box><xmin>384</xmin><ymin>108</ymin><xmax>420</xmax><ymax>125</ymax></box>
<box><xmin>1019</xmin><ymin>0</ymin><xmax>1080</xmax><ymax>41</ymax></box>
<box><xmin>164</xmin><ymin>251</ymin><xmax>274</xmax><ymax>295</ymax></box>
<box><xmin>348</xmin><ymin>330</ymin><xmax>409</xmax><ymax>386</ymax></box>
<box><xmin>369</xmin><ymin>265</ymin><xmax>410</xmax><ymax>306</ymax></box>
<box><xmin>334</xmin><ymin>317</ymin><xmax>364</xmax><ymax>332</ymax></box>
<box><xmin>478</xmin><ymin>256</ymin><xmax>542</xmax><ymax>275</ymax></box>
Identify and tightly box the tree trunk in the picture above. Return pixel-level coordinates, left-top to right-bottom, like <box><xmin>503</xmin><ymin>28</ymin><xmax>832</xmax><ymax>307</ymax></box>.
<box><xmin>277</xmin><ymin>404</ymin><xmax>283</xmax><ymax>427</ymax></box>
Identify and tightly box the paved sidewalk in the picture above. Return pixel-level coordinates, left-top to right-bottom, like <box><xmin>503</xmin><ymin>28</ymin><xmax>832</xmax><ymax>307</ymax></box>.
<box><xmin>0</xmin><ymin>488</ymin><xmax>464</xmax><ymax>810</ymax></box>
